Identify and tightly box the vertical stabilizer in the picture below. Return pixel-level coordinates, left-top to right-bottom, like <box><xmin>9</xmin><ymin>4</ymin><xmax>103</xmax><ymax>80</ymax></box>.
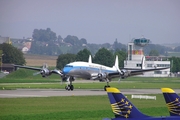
<box><xmin>114</xmin><ymin>55</ymin><xmax>119</xmax><ymax>68</ymax></box>
<box><xmin>88</xmin><ymin>55</ymin><xmax>92</xmax><ymax>63</ymax></box>
<box><xmin>161</xmin><ymin>88</ymin><xmax>180</xmax><ymax>116</ymax></box>
<box><xmin>113</xmin><ymin>55</ymin><xmax>121</xmax><ymax>73</ymax></box>
<box><xmin>106</xmin><ymin>87</ymin><xmax>149</xmax><ymax>119</ymax></box>
<box><xmin>141</xmin><ymin>56</ymin><xmax>145</xmax><ymax>69</ymax></box>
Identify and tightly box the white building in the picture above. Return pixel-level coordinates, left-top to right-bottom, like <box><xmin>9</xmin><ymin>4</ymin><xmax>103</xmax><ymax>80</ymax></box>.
<box><xmin>124</xmin><ymin>38</ymin><xmax>170</xmax><ymax>77</ymax></box>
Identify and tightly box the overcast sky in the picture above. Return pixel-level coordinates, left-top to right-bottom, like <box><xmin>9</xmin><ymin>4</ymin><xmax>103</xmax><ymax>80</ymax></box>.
<box><xmin>0</xmin><ymin>0</ymin><xmax>180</xmax><ymax>44</ymax></box>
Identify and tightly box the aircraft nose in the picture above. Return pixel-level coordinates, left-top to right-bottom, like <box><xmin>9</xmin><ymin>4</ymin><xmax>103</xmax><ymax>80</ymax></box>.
<box><xmin>62</xmin><ymin>67</ymin><xmax>71</xmax><ymax>74</ymax></box>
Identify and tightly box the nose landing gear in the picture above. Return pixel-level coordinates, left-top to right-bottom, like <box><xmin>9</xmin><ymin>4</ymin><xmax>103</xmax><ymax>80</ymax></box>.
<box><xmin>104</xmin><ymin>79</ymin><xmax>110</xmax><ymax>91</ymax></box>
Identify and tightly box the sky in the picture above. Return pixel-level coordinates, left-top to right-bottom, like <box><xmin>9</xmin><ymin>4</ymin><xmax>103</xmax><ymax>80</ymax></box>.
<box><xmin>0</xmin><ymin>0</ymin><xmax>180</xmax><ymax>44</ymax></box>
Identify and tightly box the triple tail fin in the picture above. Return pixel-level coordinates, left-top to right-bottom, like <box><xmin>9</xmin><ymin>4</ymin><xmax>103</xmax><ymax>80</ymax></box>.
<box><xmin>113</xmin><ymin>55</ymin><xmax>122</xmax><ymax>74</ymax></box>
<box><xmin>114</xmin><ymin>55</ymin><xmax>119</xmax><ymax>68</ymax></box>
<box><xmin>106</xmin><ymin>87</ymin><xmax>149</xmax><ymax>119</ymax></box>
<box><xmin>88</xmin><ymin>55</ymin><xmax>92</xmax><ymax>63</ymax></box>
<box><xmin>161</xmin><ymin>88</ymin><xmax>180</xmax><ymax>116</ymax></box>
<box><xmin>141</xmin><ymin>56</ymin><xmax>145</xmax><ymax>69</ymax></box>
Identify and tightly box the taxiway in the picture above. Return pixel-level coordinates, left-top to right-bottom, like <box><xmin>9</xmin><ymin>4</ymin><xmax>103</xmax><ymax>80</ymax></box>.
<box><xmin>0</xmin><ymin>89</ymin><xmax>180</xmax><ymax>98</ymax></box>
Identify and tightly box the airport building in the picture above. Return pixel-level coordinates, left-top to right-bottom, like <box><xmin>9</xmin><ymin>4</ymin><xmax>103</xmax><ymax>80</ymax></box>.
<box><xmin>124</xmin><ymin>38</ymin><xmax>170</xmax><ymax>77</ymax></box>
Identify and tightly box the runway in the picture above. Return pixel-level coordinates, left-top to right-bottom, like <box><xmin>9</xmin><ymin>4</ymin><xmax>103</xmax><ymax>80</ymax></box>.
<box><xmin>0</xmin><ymin>89</ymin><xmax>180</xmax><ymax>98</ymax></box>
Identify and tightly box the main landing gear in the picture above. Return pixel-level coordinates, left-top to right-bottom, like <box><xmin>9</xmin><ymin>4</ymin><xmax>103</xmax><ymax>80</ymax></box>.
<box><xmin>65</xmin><ymin>76</ymin><xmax>74</xmax><ymax>91</ymax></box>
<box><xmin>65</xmin><ymin>84</ymin><xmax>74</xmax><ymax>91</ymax></box>
<box><xmin>104</xmin><ymin>79</ymin><xmax>110</xmax><ymax>91</ymax></box>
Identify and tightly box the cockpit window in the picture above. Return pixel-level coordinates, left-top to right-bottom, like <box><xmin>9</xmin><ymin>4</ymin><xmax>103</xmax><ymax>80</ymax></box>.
<box><xmin>65</xmin><ymin>65</ymin><xmax>73</xmax><ymax>67</ymax></box>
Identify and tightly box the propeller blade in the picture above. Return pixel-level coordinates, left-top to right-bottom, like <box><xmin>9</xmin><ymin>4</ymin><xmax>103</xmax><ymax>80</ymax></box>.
<box><xmin>118</xmin><ymin>77</ymin><xmax>121</xmax><ymax>84</ymax></box>
<box><xmin>114</xmin><ymin>65</ymin><xmax>122</xmax><ymax>75</ymax></box>
<box><xmin>33</xmin><ymin>72</ymin><xmax>41</xmax><ymax>76</ymax></box>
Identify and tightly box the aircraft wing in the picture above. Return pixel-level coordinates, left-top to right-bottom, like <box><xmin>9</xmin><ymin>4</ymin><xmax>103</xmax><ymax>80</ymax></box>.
<box><xmin>130</xmin><ymin>67</ymin><xmax>169</xmax><ymax>76</ymax></box>
<box><xmin>108</xmin><ymin>67</ymin><xmax>170</xmax><ymax>78</ymax></box>
<box><xmin>14</xmin><ymin>65</ymin><xmax>42</xmax><ymax>71</ymax></box>
<box><xmin>14</xmin><ymin>64</ymin><xmax>62</xmax><ymax>77</ymax></box>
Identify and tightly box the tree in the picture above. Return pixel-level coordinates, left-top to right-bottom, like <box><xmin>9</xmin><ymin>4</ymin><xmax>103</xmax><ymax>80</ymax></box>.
<box><xmin>76</xmin><ymin>49</ymin><xmax>91</xmax><ymax>62</ymax></box>
<box><xmin>144</xmin><ymin>44</ymin><xmax>172</xmax><ymax>56</ymax></box>
<box><xmin>169</xmin><ymin>57</ymin><xmax>180</xmax><ymax>73</ymax></box>
<box><xmin>93</xmin><ymin>48</ymin><xmax>114</xmax><ymax>67</ymax></box>
<box><xmin>114</xmin><ymin>50</ymin><xmax>127</xmax><ymax>67</ymax></box>
<box><xmin>57</xmin><ymin>35</ymin><xmax>63</xmax><ymax>41</ymax></box>
<box><xmin>56</xmin><ymin>54</ymin><xmax>76</xmax><ymax>69</ymax></box>
<box><xmin>112</xmin><ymin>39</ymin><xmax>127</xmax><ymax>51</ymax></box>
<box><xmin>86</xmin><ymin>43</ymin><xmax>100</xmax><ymax>55</ymax></box>
<box><xmin>63</xmin><ymin>35</ymin><xmax>79</xmax><ymax>46</ymax></box>
<box><xmin>32</xmin><ymin>28</ymin><xmax>57</xmax><ymax>42</ymax></box>
<box><xmin>149</xmin><ymin>50</ymin><xmax>159</xmax><ymax>56</ymax></box>
<box><xmin>80</xmin><ymin>38</ymin><xmax>87</xmax><ymax>45</ymax></box>
<box><xmin>0</xmin><ymin>43</ymin><xmax>26</xmax><ymax>65</ymax></box>
<box><xmin>63</xmin><ymin>35</ymin><xmax>87</xmax><ymax>46</ymax></box>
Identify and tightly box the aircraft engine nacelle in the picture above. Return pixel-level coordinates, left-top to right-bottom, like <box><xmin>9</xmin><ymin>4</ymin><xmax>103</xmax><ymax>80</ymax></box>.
<box><xmin>97</xmin><ymin>73</ymin><xmax>108</xmax><ymax>80</ymax></box>
<box><xmin>40</xmin><ymin>68</ymin><xmax>51</xmax><ymax>77</ymax></box>
<box><xmin>121</xmin><ymin>69</ymin><xmax>131</xmax><ymax>79</ymax></box>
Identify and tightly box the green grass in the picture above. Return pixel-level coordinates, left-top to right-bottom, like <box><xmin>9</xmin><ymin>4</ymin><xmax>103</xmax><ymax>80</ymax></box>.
<box><xmin>1</xmin><ymin>77</ymin><xmax>180</xmax><ymax>90</ymax></box>
<box><xmin>1</xmin><ymin>81</ymin><xmax>180</xmax><ymax>90</ymax></box>
<box><xmin>0</xmin><ymin>94</ymin><xmax>171</xmax><ymax>120</ymax></box>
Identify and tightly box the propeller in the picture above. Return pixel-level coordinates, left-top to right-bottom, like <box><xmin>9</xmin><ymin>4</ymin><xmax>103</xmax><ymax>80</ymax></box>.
<box><xmin>54</xmin><ymin>69</ymin><xmax>65</xmax><ymax>85</ymax></box>
<box><xmin>114</xmin><ymin>65</ymin><xmax>122</xmax><ymax>83</ymax></box>
<box><xmin>118</xmin><ymin>76</ymin><xmax>121</xmax><ymax>83</ymax></box>
<box><xmin>97</xmin><ymin>66</ymin><xmax>103</xmax><ymax>81</ymax></box>
<box><xmin>33</xmin><ymin>71</ymin><xmax>41</xmax><ymax>76</ymax></box>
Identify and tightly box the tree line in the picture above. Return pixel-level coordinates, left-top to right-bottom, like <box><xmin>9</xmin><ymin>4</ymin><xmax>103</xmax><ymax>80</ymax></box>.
<box><xmin>29</xmin><ymin>28</ymin><xmax>180</xmax><ymax>56</ymax></box>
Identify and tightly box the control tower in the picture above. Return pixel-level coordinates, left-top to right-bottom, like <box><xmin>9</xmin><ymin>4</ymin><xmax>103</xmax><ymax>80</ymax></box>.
<box><xmin>125</xmin><ymin>38</ymin><xmax>150</xmax><ymax>69</ymax></box>
<box><xmin>128</xmin><ymin>38</ymin><xmax>150</xmax><ymax>61</ymax></box>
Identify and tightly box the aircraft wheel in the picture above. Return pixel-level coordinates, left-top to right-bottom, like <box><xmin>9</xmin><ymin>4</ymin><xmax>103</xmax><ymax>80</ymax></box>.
<box><xmin>70</xmin><ymin>85</ymin><xmax>74</xmax><ymax>91</ymax></box>
<box><xmin>104</xmin><ymin>85</ymin><xmax>110</xmax><ymax>91</ymax></box>
<box><xmin>65</xmin><ymin>85</ymin><xmax>71</xmax><ymax>91</ymax></box>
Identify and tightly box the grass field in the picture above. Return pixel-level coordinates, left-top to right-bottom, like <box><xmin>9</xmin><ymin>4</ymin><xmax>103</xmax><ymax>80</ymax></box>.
<box><xmin>1</xmin><ymin>80</ymin><xmax>180</xmax><ymax>90</ymax></box>
<box><xmin>24</xmin><ymin>54</ymin><xmax>57</xmax><ymax>66</ymax></box>
<box><xmin>0</xmin><ymin>68</ymin><xmax>180</xmax><ymax>119</ymax></box>
<box><xmin>0</xmin><ymin>94</ymin><xmax>171</xmax><ymax>120</ymax></box>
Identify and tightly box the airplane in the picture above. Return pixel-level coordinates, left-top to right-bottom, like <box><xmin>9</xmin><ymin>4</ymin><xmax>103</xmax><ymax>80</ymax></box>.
<box><xmin>103</xmin><ymin>87</ymin><xmax>180</xmax><ymax>120</ymax></box>
<box><xmin>14</xmin><ymin>55</ymin><xmax>169</xmax><ymax>91</ymax></box>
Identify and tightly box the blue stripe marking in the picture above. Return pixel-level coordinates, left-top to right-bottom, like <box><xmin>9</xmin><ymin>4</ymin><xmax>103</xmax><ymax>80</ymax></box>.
<box><xmin>63</xmin><ymin>66</ymin><xmax>116</xmax><ymax>75</ymax></box>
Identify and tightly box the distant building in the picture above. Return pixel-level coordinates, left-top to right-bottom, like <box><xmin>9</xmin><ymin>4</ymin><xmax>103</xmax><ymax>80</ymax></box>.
<box><xmin>0</xmin><ymin>37</ymin><xmax>12</xmax><ymax>44</ymax></box>
<box><xmin>124</xmin><ymin>38</ymin><xmax>170</xmax><ymax>77</ymax></box>
<box><xmin>167</xmin><ymin>52</ymin><xmax>180</xmax><ymax>57</ymax></box>
<box><xmin>9</xmin><ymin>37</ymin><xmax>32</xmax><ymax>53</ymax></box>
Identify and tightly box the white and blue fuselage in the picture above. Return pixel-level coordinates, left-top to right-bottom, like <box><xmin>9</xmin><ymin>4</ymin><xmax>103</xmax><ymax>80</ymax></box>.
<box><xmin>62</xmin><ymin>61</ymin><xmax>118</xmax><ymax>80</ymax></box>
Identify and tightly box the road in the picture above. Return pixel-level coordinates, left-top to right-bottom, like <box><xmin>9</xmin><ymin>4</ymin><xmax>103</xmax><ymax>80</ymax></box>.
<box><xmin>0</xmin><ymin>89</ymin><xmax>180</xmax><ymax>98</ymax></box>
